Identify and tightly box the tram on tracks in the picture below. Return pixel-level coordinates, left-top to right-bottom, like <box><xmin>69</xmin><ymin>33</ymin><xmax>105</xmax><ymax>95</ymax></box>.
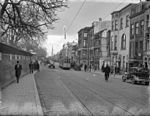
<box><xmin>59</xmin><ymin>57</ymin><xmax>71</xmax><ymax>70</ymax></box>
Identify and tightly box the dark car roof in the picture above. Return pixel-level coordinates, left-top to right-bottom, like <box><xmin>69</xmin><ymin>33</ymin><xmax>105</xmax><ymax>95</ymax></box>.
<box><xmin>130</xmin><ymin>67</ymin><xmax>146</xmax><ymax>70</ymax></box>
<box><xmin>130</xmin><ymin>67</ymin><xmax>149</xmax><ymax>72</ymax></box>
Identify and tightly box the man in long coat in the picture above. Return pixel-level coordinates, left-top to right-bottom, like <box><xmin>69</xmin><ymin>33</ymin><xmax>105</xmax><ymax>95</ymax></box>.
<box><xmin>15</xmin><ymin>61</ymin><xmax>22</xmax><ymax>83</ymax></box>
<box><xmin>104</xmin><ymin>64</ymin><xmax>111</xmax><ymax>81</ymax></box>
<box><xmin>29</xmin><ymin>61</ymin><xmax>33</xmax><ymax>73</ymax></box>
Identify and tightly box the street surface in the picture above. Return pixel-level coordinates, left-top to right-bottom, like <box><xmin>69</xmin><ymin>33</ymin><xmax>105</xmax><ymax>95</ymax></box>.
<box><xmin>35</xmin><ymin>64</ymin><xmax>150</xmax><ymax>116</ymax></box>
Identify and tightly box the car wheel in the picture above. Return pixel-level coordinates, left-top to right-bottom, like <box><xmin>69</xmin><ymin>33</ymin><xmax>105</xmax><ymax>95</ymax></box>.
<box><xmin>145</xmin><ymin>82</ymin><xmax>149</xmax><ymax>86</ymax></box>
<box><xmin>122</xmin><ymin>76</ymin><xmax>126</xmax><ymax>82</ymax></box>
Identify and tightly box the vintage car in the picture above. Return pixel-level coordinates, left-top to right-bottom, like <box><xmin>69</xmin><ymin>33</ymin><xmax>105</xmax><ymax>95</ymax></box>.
<box><xmin>48</xmin><ymin>63</ymin><xmax>55</xmax><ymax>69</ymax></box>
<box><xmin>122</xmin><ymin>67</ymin><xmax>149</xmax><ymax>85</ymax></box>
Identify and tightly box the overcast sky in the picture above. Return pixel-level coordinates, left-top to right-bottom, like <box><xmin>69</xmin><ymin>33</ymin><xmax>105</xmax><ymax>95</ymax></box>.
<box><xmin>43</xmin><ymin>0</ymin><xmax>140</xmax><ymax>56</ymax></box>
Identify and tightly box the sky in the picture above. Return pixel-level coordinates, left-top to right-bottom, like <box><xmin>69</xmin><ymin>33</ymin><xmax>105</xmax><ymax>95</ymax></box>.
<box><xmin>42</xmin><ymin>0</ymin><xmax>141</xmax><ymax>56</ymax></box>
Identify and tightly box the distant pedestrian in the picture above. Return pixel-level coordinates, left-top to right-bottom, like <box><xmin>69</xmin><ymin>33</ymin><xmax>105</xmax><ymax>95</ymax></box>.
<box><xmin>15</xmin><ymin>61</ymin><xmax>22</xmax><ymax>83</ymax></box>
<box><xmin>101</xmin><ymin>63</ymin><xmax>105</xmax><ymax>72</ymax></box>
<box><xmin>29</xmin><ymin>61</ymin><xmax>33</xmax><ymax>73</ymax></box>
<box><xmin>104</xmin><ymin>64</ymin><xmax>111</xmax><ymax>82</ymax></box>
<box><xmin>84</xmin><ymin>64</ymin><xmax>87</xmax><ymax>72</ymax></box>
<box><xmin>35</xmin><ymin>60</ymin><xmax>40</xmax><ymax>71</ymax></box>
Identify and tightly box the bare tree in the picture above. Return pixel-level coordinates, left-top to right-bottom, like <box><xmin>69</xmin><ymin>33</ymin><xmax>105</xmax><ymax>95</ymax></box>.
<box><xmin>0</xmin><ymin>0</ymin><xmax>67</xmax><ymax>46</ymax></box>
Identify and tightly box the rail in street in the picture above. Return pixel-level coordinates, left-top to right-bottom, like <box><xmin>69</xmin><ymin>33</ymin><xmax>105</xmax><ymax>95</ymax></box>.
<box><xmin>35</xmin><ymin>66</ymin><xmax>150</xmax><ymax>116</ymax></box>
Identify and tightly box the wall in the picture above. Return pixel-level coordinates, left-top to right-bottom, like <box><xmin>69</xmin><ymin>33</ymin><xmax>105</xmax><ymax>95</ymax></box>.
<box><xmin>0</xmin><ymin>53</ymin><xmax>30</xmax><ymax>88</ymax></box>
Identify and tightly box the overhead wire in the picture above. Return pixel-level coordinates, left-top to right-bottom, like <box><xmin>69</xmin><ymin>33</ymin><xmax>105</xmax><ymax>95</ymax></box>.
<box><xmin>66</xmin><ymin>0</ymin><xmax>86</xmax><ymax>33</ymax></box>
<box><xmin>66</xmin><ymin>1</ymin><xmax>125</xmax><ymax>34</ymax></box>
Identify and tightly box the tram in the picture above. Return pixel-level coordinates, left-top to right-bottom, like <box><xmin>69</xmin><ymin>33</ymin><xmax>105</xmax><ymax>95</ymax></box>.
<box><xmin>59</xmin><ymin>57</ymin><xmax>71</xmax><ymax>70</ymax></box>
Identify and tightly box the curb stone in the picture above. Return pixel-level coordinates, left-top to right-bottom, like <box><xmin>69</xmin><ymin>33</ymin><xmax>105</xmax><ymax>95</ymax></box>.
<box><xmin>33</xmin><ymin>72</ymin><xmax>44</xmax><ymax>116</ymax></box>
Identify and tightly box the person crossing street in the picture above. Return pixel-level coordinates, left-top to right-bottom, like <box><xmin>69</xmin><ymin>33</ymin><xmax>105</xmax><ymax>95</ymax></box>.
<box><xmin>104</xmin><ymin>64</ymin><xmax>111</xmax><ymax>82</ymax></box>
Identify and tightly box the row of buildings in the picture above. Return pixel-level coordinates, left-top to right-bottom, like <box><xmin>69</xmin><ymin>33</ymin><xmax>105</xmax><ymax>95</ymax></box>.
<box><xmin>58</xmin><ymin>1</ymin><xmax>150</xmax><ymax>72</ymax></box>
<box><xmin>77</xmin><ymin>1</ymin><xmax>150</xmax><ymax>72</ymax></box>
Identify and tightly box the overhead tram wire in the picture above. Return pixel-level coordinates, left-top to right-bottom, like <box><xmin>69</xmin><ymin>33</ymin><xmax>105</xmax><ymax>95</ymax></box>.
<box><xmin>66</xmin><ymin>0</ymin><xmax>86</xmax><ymax>33</ymax></box>
<box><xmin>66</xmin><ymin>1</ymin><xmax>128</xmax><ymax>34</ymax></box>
<box><xmin>67</xmin><ymin>1</ymin><xmax>124</xmax><ymax>33</ymax></box>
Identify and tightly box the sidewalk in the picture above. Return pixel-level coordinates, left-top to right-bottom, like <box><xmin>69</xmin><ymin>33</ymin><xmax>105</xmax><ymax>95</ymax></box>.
<box><xmin>0</xmin><ymin>72</ymin><xmax>43</xmax><ymax>115</ymax></box>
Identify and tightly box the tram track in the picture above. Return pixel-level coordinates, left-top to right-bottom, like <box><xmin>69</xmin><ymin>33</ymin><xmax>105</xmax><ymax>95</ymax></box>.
<box><xmin>66</xmin><ymin>71</ymin><xmax>148</xmax><ymax>107</ymax></box>
<box><xmin>57</xmin><ymin>71</ymin><xmax>135</xmax><ymax>116</ymax></box>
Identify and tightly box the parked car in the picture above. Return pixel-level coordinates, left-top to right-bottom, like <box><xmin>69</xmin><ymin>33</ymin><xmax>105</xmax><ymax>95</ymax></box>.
<box><xmin>122</xmin><ymin>67</ymin><xmax>149</xmax><ymax>85</ymax></box>
<box><xmin>48</xmin><ymin>63</ymin><xmax>55</xmax><ymax>69</ymax></box>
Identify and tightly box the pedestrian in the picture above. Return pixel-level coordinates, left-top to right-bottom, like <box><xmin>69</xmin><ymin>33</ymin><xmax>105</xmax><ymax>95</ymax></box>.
<box><xmin>101</xmin><ymin>63</ymin><xmax>105</xmax><ymax>72</ymax></box>
<box><xmin>84</xmin><ymin>64</ymin><xmax>87</xmax><ymax>72</ymax></box>
<box><xmin>29</xmin><ymin>61</ymin><xmax>33</xmax><ymax>73</ymax></box>
<box><xmin>36</xmin><ymin>60</ymin><xmax>40</xmax><ymax>71</ymax></box>
<box><xmin>104</xmin><ymin>64</ymin><xmax>111</xmax><ymax>82</ymax></box>
<box><xmin>15</xmin><ymin>61</ymin><xmax>22</xmax><ymax>83</ymax></box>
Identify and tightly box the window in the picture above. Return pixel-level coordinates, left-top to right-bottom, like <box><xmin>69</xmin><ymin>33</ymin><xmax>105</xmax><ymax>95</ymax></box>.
<box><xmin>112</xmin><ymin>21</ymin><xmax>114</xmax><ymax>31</ymax></box>
<box><xmin>10</xmin><ymin>54</ymin><xmax>12</xmax><ymax>60</ymax></box>
<box><xmin>146</xmin><ymin>15</ymin><xmax>149</xmax><ymax>29</ymax></box>
<box><xmin>120</xmin><ymin>18</ymin><xmax>123</xmax><ymax>29</ymax></box>
<box><xmin>115</xmin><ymin>20</ymin><xmax>118</xmax><ymax>30</ymax></box>
<box><xmin>126</xmin><ymin>15</ymin><xmax>129</xmax><ymax>27</ymax></box>
<box><xmin>140</xmin><ymin>41</ymin><xmax>143</xmax><ymax>51</ymax></box>
<box><xmin>15</xmin><ymin>55</ymin><xmax>18</xmax><ymax>60</ymax></box>
<box><xmin>131</xmin><ymin>24</ymin><xmax>134</xmax><ymax>36</ymax></box>
<box><xmin>84</xmin><ymin>33</ymin><xmax>87</xmax><ymax>37</ymax></box>
<box><xmin>83</xmin><ymin>40</ymin><xmax>86</xmax><ymax>47</ymax></box>
<box><xmin>83</xmin><ymin>50</ymin><xmax>87</xmax><ymax>56</ymax></box>
<box><xmin>114</xmin><ymin>35</ymin><xmax>117</xmax><ymax>50</ymax></box>
<box><xmin>95</xmin><ymin>39</ymin><xmax>100</xmax><ymax>46</ymax></box>
<box><xmin>95</xmin><ymin>49</ymin><xmax>99</xmax><ymax>56</ymax></box>
<box><xmin>123</xmin><ymin>56</ymin><xmax>125</xmax><ymax>69</ymax></box>
<box><xmin>135</xmin><ymin>22</ymin><xmax>139</xmax><ymax>34</ymax></box>
<box><xmin>146</xmin><ymin>39</ymin><xmax>150</xmax><ymax>50</ymax></box>
<box><xmin>140</xmin><ymin>20</ymin><xmax>144</xmax><ymax>35</ymax></box>
<box><xmin>135</xmin><ymin>42</ymin><xmax>138</xmax><ymax>56</ymax></box>
<box><xmin>121</xmin><ymin>34</ymin><xmax>126</xmax><ymax>50</ymax></box>
<box><xmin>111</xmin><ymin>37</ymin><xmax>113</xmax><ymax>50</ymax></box>
<box><xmin>130</xmin><ymin>42</ymin><xmax>134</xmax><ymax>58</ymax></box>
